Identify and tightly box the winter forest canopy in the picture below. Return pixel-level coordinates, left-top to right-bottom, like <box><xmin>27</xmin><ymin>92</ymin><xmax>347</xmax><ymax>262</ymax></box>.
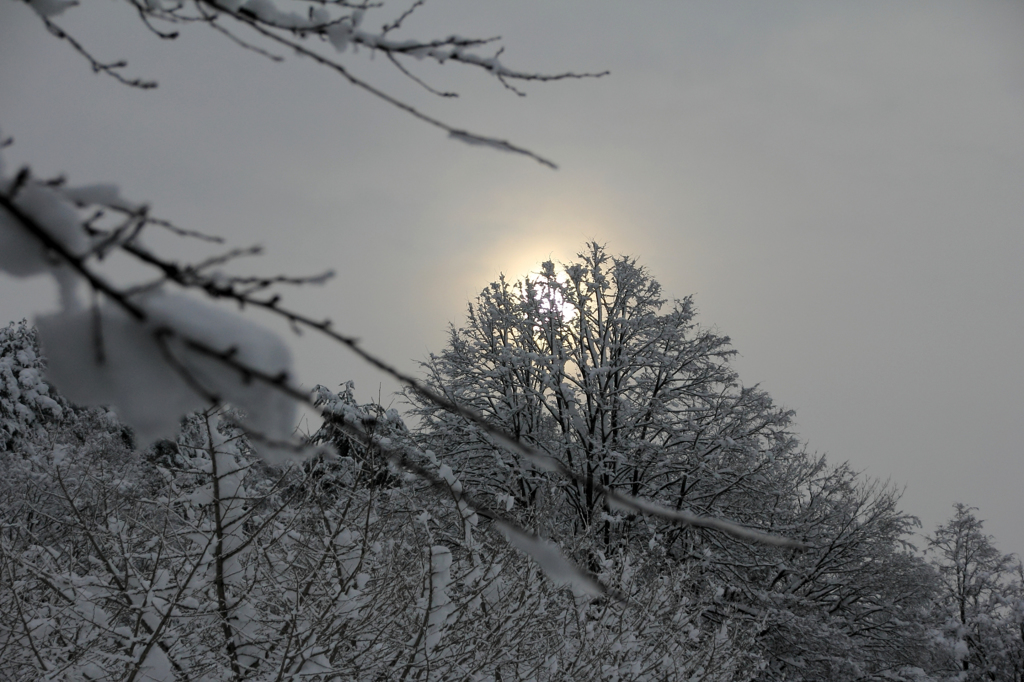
<box><xmin>2</xmin><ymin>0</ymin><xmax>1024</xmax><ymax>680</ymax></box>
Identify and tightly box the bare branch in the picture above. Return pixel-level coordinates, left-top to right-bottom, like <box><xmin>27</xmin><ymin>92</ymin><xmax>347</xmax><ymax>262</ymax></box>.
<box><xmin>381</xmin><ymin>0</ymin><xmax>426</xmax><ymax>34</ymax></box>
<box><xmin>36</xmin><ymin>14</ymin><xmax>158</xmax><ymax>89</ymax></box>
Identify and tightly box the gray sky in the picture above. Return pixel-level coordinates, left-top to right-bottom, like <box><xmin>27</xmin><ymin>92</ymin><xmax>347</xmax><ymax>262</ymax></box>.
<box><xmin>2</xmin><ymin>1</ymin><xmax>1022</xmax><ymax>556</ymax></box>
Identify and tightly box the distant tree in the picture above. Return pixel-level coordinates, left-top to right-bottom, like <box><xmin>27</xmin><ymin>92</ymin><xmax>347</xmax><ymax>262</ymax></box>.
<box><xmin>928</xmin><ymin>503</ymin><xmax>1024</xmax><ymax>681</ymax></box>
<box><xmin>746</xmin><ymin>463</ymin><xmax>942</xmax><ymax>681</ymax></box>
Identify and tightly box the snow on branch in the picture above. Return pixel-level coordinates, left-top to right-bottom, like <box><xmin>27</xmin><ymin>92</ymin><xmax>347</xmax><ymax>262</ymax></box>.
<box><xmin>0</xmin><ymin>156</ymin><xmax>624</xmax><ymax>595</ymax></box>
<box><xmin>22</xmin><ymin>0</ymin><xmax>609</xmax><ymax>168</ymax></box>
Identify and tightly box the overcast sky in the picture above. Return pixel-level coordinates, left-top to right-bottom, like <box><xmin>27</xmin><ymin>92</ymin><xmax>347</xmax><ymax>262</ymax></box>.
<box><xmin>2</xmin><ymin>1</ymin><xmax>1022</xmax><ymax>556</ymax></box>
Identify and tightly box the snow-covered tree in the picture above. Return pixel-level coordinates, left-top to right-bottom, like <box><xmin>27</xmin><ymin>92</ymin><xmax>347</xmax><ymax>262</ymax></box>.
<box><xmin>413</xmin><ymin>243</ymin><xmax>794</xmax><ymax>545</ymax></box>
<box><xmin>0</xmin><ymin>320</ymin><xmax>69</xmax><ymax>451</ymax></box>
<box><xmin>928</xmin><ymin>503</ymin><xmax>1024</xmax><ymax>681</ymax></box>
<box><xmin>412</xmin><ymin>243</ymin><xmax>948</xmax><ymax>680</ymax></box>
<box><xmin>745</xmin><ymin>464</ymin><xmax>941</xmax><ymax>681</ymax></box>
<box><xmin>5</xmin><ymin>4</ymin><xmax>925</xmax><ymax>676</ymax></box>
<box><xmin>1</xmin><ymin>382</ymin><xmax>770</xmax><ymax>681</ymax></box>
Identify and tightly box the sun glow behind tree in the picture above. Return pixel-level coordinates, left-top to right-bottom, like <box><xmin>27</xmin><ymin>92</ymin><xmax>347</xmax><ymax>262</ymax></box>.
<box><xmin>523</xmin><ymin>265</ymin><xmax>578</xmax><ymax>325</ymax></box>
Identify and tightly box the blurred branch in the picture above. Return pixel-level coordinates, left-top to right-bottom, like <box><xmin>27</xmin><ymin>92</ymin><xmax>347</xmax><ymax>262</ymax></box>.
<box><xmin>26</xmin><ymin>0</ymin><xmax>610</xmax><ymax>169</ymax></box>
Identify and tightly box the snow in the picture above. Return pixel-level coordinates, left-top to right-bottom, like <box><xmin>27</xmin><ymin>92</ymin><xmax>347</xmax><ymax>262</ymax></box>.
<box><xmin>26</xmin><ymin>0</ymin><xmax>78</xmax><ymax>18</ymax></box>
<box><xmin>424</xmin><ymin>545</ymin><xmax>454</xmax><ymax>654</ymax></box>
<box><xmin>496</xmin><ymin>521</ymin><xmax>604</xmax><ymax>598</ymax></box>
<box><xmin>146</xmin><ymin>292</ymin><xmax>295</xmax><ymax>454</ymax></box>
<box><xmin>448</xmin><ymin>131</ymin><xmax>520</xmax><ymax>155</ymax></box>
<box><xmin>37</xmin><ymin>290</ymin><xmax>295</xmax><ymax>457</ymax></box>
<box><xmin>36</xmin><ymin>301</ymin><xmax>202</xmax><ymax>446</ymax></box>
<box><xmin>326</xmin><ymin>22</ymin><xmax>352</xmax><ymax>53</ymax></box>
<box><xmin>240</xmin><ymin>0</ymin><xmax>310</xmax><ymax>29</ymax></box>
<box><xmin>0</xmin><ymin>182</ymin><xmax>86</xmax><ymax>279</ymax></box>
<box><xmin>63</xmin><ymin>183</ymin><xmax>141</xmax><ymax>212</ymax></box>
<box><xmin>135</xmin><ymin>646</ymin><xmax>173</xmax><ymax>682</ymax></box>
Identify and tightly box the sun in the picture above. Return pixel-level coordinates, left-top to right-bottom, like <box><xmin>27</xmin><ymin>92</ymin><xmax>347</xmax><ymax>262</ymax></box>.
<box><xmin>522</xmin><ymin>268</ymin><xmax>577</xmax><ymax>323</ymax></box>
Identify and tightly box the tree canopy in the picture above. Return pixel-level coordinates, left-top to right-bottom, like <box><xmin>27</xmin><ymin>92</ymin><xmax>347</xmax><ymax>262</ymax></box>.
<box><xmin>411</xmin><ymin>242</ymin><xmax>977</xmax><ymax>680</ymax></box>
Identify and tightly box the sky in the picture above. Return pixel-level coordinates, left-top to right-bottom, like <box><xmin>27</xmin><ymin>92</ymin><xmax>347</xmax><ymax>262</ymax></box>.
<box><xmin>1</xmin><ymin>1</ymin><xmax>1023</xmax><ymax>556</ymax></box>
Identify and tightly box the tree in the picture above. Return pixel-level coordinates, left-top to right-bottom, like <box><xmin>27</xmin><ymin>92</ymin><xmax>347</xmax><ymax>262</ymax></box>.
<box><xmin>6</xmin><ymin>5</ymin><xmax>912</xmax><ymax>676</ymax></box>
<box><xmin>413</xmin><ymin>243</ymin><xmax>948</xmax><ymax>680</ymax></box>
<box><xmin>414</xmin><ymin>243</ymin><xmax>794</xmax><ymax>543</ymax></box>
<box><xmin>744</xmin><ymin>463</ymin><xmax>942</xmax><ymax>681</ymax></box>
<box><xmin>0</xmin><ymin>367</ymin><xmax>765</xmax><ymax>681</ymax></box>
<box><xmin>2</xmin><ymin>0</ymin><xmax>813</xmax><ymax>579</ymax></box>
<box><xmin>0</xmin><ymin>319</ymin><xmax>69</xmax><ymax>451</ymax></box>
<box><xmin>928</xmin><ymin>503</ymin><xmax>1024</xmax><ymax>681</ymax></box>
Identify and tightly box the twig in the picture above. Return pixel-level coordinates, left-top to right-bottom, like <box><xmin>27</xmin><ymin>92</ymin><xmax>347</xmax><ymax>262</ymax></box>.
<box><xmin>38</xmin><ymin>14</ymin><xmax>157</xmax><ymax>89</ymax></box>
<box><xmin>387</xmin><ymin>52</ymin><xmax>458</xmax><ymax>98</ymax></box>
<box><xmin>207</xmin><ymin>2</ymin><xmax>560</xmax><ymax>168</ymax></box>
<box><xmin>381</xmin><ymin>0</ymin><xmax>426</xmax><ymax>34</ymax></box>
<box><xmin>0</xmin><ymin>178</ymin><xmax>148</xmax><ymax>321</ymax></box>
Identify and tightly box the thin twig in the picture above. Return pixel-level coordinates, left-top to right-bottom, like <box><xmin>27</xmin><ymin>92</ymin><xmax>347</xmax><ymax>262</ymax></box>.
<box><xmin>38</xmin><ymin>14</ymin><xmax>158</xmax><ymax>89</ymax></box>
<box><xmin>381</xmin><ymin>0</ymin><xmax>426</xmax><ymax>34</ymax></box>
<box><xmin>0</xmin><ymin>179</ymin><xmax>148</xmax><ymax>321</ymax></box>
<box><xmin>387</xmin><ymin>52</ymin><xmax>458</xmax><ymax>98</ymax></box>
<box><xmin>213</xmin><ymin>5</ymin><xmax>560</xmax><ymax>168</ymax></box>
